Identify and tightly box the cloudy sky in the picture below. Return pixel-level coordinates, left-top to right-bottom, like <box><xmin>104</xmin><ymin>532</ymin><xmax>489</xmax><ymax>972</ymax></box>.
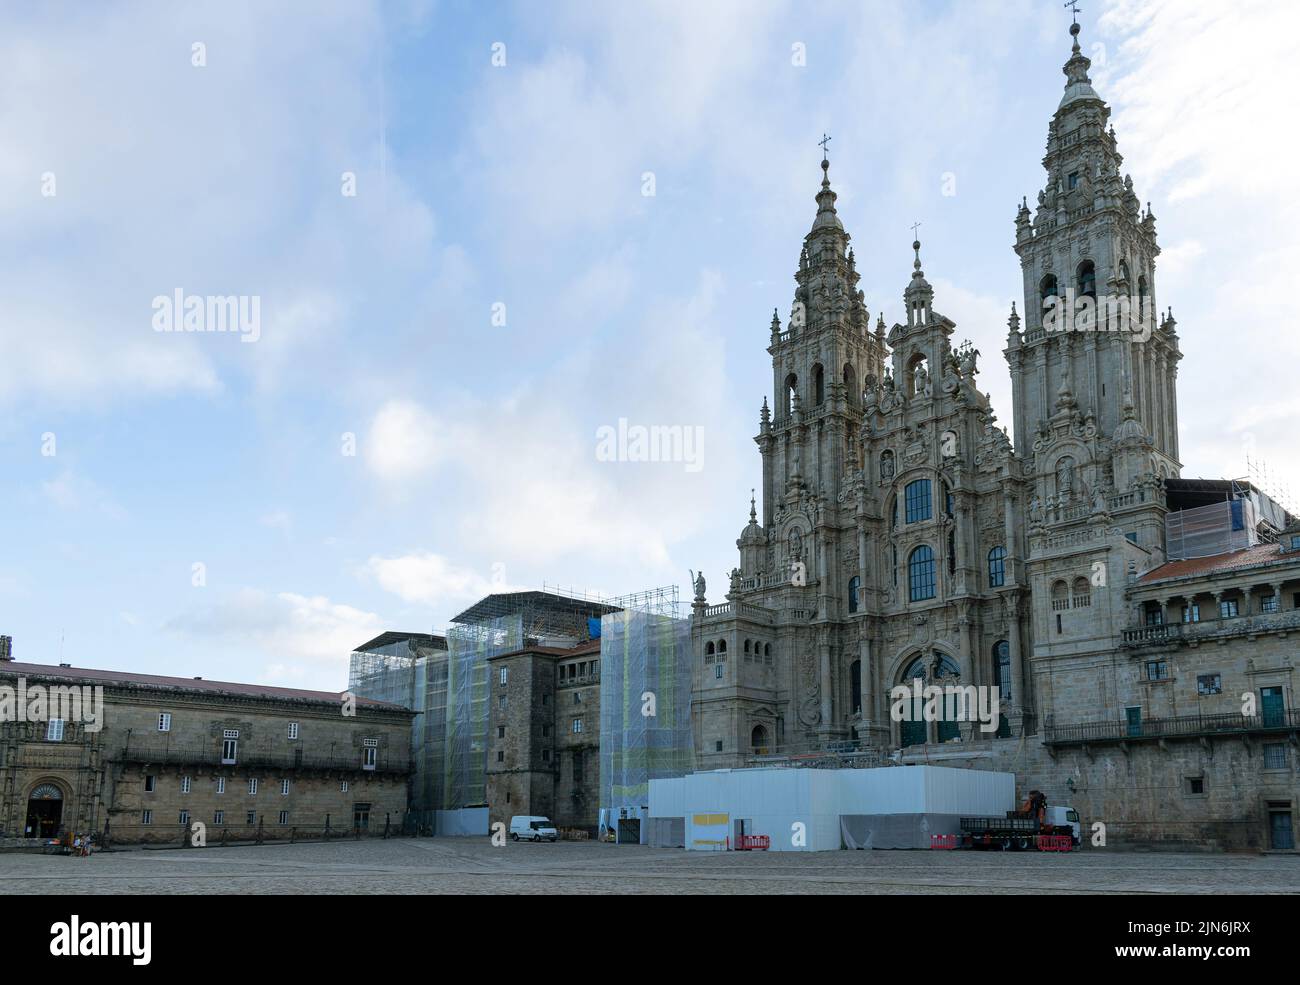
<box><xmin>2</xmin><ymin>0</ymin><xmax>1295</xmax><ymax>690</ymax></box>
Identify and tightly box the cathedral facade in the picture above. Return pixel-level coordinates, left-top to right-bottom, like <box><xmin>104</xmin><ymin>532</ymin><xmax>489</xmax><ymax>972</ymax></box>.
<box><xmin>689</xmin><ymin>23</ymin><xmax>1300</xmax><ymax>851</ymax></box>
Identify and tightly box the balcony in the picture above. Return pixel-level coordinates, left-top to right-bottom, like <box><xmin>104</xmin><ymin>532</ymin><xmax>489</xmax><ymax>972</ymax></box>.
<box><xmin>557</xmin><ymin>670</ymin><xmax>599</xmax><ymax>689</ymax></box>
<box><xmin>1045</xmin><ymin>709</ymin><xmax>1300</xmax><ymax>747</ymax></box>
<box><xmin>109</xmin><ymin>742</ymin><xmax>413</xmax><ymax>776</ymax></box>
<box><xmin>1121</xmin><ymin>609</ymin><xmax>1300</xmax><ymax>648</ymax></box>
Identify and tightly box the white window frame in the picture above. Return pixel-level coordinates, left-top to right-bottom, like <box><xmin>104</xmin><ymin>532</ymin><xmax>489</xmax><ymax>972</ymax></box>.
<box><xmin>145</xmin><ymin>774</ymin><xmax>156</xmax><ymax>793</ymax></box>
<box><xmin>158</xmin><ymin>712</ymin><xmax>172</xmax><ymax>732</ymax></box>
<box><xmin>181</xmin><ymin>776</ymin><xmax>191</xmax><ymax>794</ymax></box>
<box><xmin>362</xmin><ymin>746</ymin><xmax>377</xmax><ymax>771</ymax></box>
<box><xmin>341</xmin><ymin>780</ymin><xmax>349</xmax><ymax>793</ymax></box>
<box><xmin>572</xmin><ymin>718</ymin><xmax>583</xmax><ymax>734</ymax></box>
<box><xmin>248</xmin><ymin>777</ymin><xmax>258</xmax><ymax>795</ymax></box>
<box><xmin>141</xmin><ymin>810</ymin><xmax>153</xmax><ymax>825</ymax></box>
<box><xmin>222</xmin><ymin>737</ymin><xmax>238</xmax><ymax>765</ymax></box>
<box><xmin>46</xmin><ymin>719</ymin><xmax>65</xmax><ymax>742</ymax></box>
<box><xmin>499</xmin><ymin>667</ymin><xmax>508</xmax><ymax>686</ymax></box>
<box><xmin>287</xmin><ymin>722</ymin><xmax>299</xmax><ymax>740</ymax></box>
<box><xmin>178</xmin><ymin>810</ymin><xmax>190</xmax><ymax>825</ymax></box>
<box><xmin>216</xmin><ymin>777</ymin><xmax>226</xmax><ymax>794</ymax></box>
<box><xmin>214</xmin><ymin>810</ymin><xmax>224</xmax><ymax>825</ymax></box>
<box><xmin>281</xmin><ymin>779</ymin><xmax>290</xmax><ymax>796</ymax></box>
<box><xmin>278</xmin><ymin>810</ymin><xmax>289</xmax><ymax>826</ymax></box>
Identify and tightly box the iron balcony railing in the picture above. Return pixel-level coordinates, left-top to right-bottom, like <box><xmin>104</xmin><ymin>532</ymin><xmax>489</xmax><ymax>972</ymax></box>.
<box><xmin>1044</xmin><ymin>708</ymin><xmax>1300</xmax><ymax>746</ymax></box>
<box><xmin>108</xmin><ymin>742</ymin><xmax>413</xmax><ymax>775</ymax></box>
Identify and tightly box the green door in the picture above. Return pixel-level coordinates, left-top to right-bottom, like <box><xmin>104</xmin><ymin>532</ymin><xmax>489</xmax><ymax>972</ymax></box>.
<box><xmin>1262</xmin><ymin>687</ymin><xmax>1285</xmax><ymax>728</ymax></box>
<box><xmin>900</xmin><ymin>698</ymin><xmax>926</xmax><ymax>746</ymax></box>
<box><xmin>1125</xmin><ymin>706</ymin><xmax>1142</xmax><ymax>737</ymax></box>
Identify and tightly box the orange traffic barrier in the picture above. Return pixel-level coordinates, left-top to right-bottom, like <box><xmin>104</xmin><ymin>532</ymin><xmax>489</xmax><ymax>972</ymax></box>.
<box><xmin>930</xmin><ymin>833</ymin><xmax>959</xmax><ymax>850</ymax></box>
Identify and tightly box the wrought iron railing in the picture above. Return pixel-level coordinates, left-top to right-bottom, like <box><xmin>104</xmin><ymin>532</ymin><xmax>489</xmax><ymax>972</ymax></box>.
<box><xmin>108</xmin><ymin>742</ymin><xmax>413</xmax><ymax>775</ymax></box>
<box><xmin>1044</xmin><ymin>708</ymin><xmax>1300</xmax><ymax>745</ymax></box>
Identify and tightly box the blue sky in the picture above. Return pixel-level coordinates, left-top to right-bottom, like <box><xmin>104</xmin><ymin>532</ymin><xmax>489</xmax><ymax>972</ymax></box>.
<box><xmin>2</xmin><ymin>0</ymin><xmax>1296</xmax><ymax>690</ymax></box>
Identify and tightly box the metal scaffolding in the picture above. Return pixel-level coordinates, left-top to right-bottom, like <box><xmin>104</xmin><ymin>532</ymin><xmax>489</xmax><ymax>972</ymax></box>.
<box><xmin>598</xmin><ymin>586</ymin><xmax>692</xmax><ymax>828</ymax></box>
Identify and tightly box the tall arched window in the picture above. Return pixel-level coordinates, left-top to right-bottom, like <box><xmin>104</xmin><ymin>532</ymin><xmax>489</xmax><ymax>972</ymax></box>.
<box><xmin>784</xmin><ymin>373</ymin><xmax>798</xmax><ymax>415</ymax></box>
<box><xmin>843</xmin><ymin>363</ymin><xmax>858</xmax><ymax>408</ymax></box>
<box><xmin>1039</xmin><ymin>273</ymin><xmax>1058</xmax><ymax>314</ymax></box>
<box><xmin>1077</xmin><ymin>260</ymin><xmax>1096</xmax><ymax>298</ymax></box>
<box><xmin>904</xmin><ymin>478</ymin><xmax>932</xmax><ymax>523</ymax></box>
<box><xmin>848</xmin><ymin>575</ymin><xmax>861</xmax><ymax>614</ymax></box>
<box><xmin>813</xmin><ymin>363</ymin><xmax>825</xmax><ymax>405</ymax></box>
<box><xmin>751</xmin><ymin>724</ymin><xmax>769</xmax><ymax>753</ymax></box>
<box><xmin>908</xmin><ymin>545</ymin><xmax>936</xmax><ymax>602</ymax></box>
<box><xmin>1138</xmin><ymin>275</ymin><xmax>1148</xmax><ymax>321</ymax></box>
<box><xmin>993</xmin><ymin>641</ymin><xmax>1011</xmax><ymax>700</ymax></box>
<box><xmin>849</xmin><ymin>659</ymin><xmax>862</xmax><ymax>714</ymax></box>
<box><xmin>987</xmin><ymin>546</ymin><xmax>1007</xmax><ymax>588</ymax></box>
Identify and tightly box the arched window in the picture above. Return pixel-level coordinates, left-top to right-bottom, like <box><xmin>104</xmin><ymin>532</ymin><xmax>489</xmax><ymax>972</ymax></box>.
<box><xmin>992</xmin><ymin>641</ymin><xmax>1011</xmax><ymax>700</ymax></box>
<box><xmin>743</xmin><ymin>639</ymin><xmax>751</xmax><ymax>657</ymax></box>
<box><xmin>908</xmin><ymin>545</ymin><xmax>936</xmax><ymax>602</ymax></box>
<box><xmin>751</xmin><ymin>724</ymin><xmax>769</xmax><ymax>753</ymax></box>
<box><xmin>763</xmin><ymin>643</ymin><xmax>772</xmax><ymax>663</ymax></box>
<box><xmin>717</xmin><ymin>639</ymin><xmax>727</xmax><ymax>655</ymax></box>
<box><xmin>1072</xmin><ymin>576</ymin><xmax>1091</xmax><ymax>608</ymax></box>
<box><xmin>1051</xmin><ymin>580</ymin><xmax>1069</xmax><ymax>611</ymax></box>
<box><xmin>1118</xmin><ymin>260</ymin><xmax>1130</xmax><ymax>285</ymax></box>
<box><xmin>1039</xmin><ymin>273</ymin><xmax>1058</xmax><ymax>314</ymax></box>
<box><xmin>1138</xmin><ymin>275</ymin><xmax>1148</xmax><ymax>321</ymax></box>
<box><xmin>843</xmin><ymin>363</ymin><xmax>858</xmax><ymax>408</ymax></box>
<box><xmin>704</xmin><ymin>641</ymin><xmax>715</xmax><ymax>663</ymax></box>
<box><xmin>849</xmin><ymin>659</ymin><xmax>862</xmax><ymax>714</ymax></box>
<box><xmin>1077</xmin><ymin>260</ymin><xmax>1096</xmax><ymax>298</ymax></box>
<box><xmin>813</xmin><ymin>363</ymin><xmax>825</xmax><ymax>405</ymax></box>
<box><xmin>848</xmin><ymin>575</ymin><xmax>861</xmax><ymax>613</ymax></box>
<box><xmin>784</xmin><ymin>373</ymin><xmax>798</xmax><ymax>415</ymax></box>
<box><xmin>904</xmin><ymin>478</ymin><xmax>932</xmax><ymax>523</ymax></box>
<box><xmin>987</xmin><ymin>546</ymin><xmax>1006</xmax><ymax>588</ymax></box>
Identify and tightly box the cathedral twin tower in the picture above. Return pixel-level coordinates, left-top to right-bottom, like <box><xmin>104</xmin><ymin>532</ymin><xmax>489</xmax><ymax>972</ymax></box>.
<box><xmin>691</xmin><ymin>21</ymin><xmax>1181</xmax><ymax>762</ymax></box>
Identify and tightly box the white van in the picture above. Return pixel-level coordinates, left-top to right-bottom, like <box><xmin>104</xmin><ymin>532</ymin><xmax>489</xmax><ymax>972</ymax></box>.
<box><xmin>509</xmin><ymin>815</ymin><xmax>558</xmax><ymax>842</ymax></box>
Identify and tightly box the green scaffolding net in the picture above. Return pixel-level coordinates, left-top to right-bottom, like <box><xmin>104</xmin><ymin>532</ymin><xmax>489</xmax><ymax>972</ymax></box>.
<box><xmin>599</xmin><ymin>607</ymin><xmax>693</xmax><ymax>816</ymax></box>
<box><xmin>444</xmin><ymin>615</ymin><xmax>523</xmax><ymax>810</ymax></box>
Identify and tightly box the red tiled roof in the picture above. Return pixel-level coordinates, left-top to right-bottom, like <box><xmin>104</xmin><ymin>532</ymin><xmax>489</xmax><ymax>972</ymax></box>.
<box><xmin>1138</xmin><ymin>543</ymin><xmax>1287</xmax><ymax>584</ymax></box>
<box><xmin>0</xmin><ymin>661</ymin><xmax>407</xmax><ymax>710</ymax></box>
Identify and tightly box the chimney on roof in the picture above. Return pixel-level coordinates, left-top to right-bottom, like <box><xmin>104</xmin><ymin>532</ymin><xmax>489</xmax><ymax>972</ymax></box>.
<box><xmin>0</xmin><ymin>636</ymin><xmax>12</xmax><ymax>661</ymax></box>
<box><xmin>59</xmin><ymin>662</ymin><xmax>71</xmax><ymax>668</ymax></box>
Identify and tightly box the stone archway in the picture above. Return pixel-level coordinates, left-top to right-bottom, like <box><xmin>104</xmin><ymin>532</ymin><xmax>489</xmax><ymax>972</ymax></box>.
<box><xmin>24</xmin><ymin>781</ymin><xmax>67</xmax><ymax>839</ymax></box>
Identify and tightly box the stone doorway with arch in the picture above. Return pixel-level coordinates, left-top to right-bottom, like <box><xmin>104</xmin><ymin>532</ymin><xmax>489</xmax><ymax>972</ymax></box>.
<box><xmin>24</xmin><ymin>780</ymin><xmax>67</xmax><ymax>839</ymax></box>
<box><xmin>897</xmin><ymin>650</ymin><xmax>963</xmax><ymax>747</ymax></box>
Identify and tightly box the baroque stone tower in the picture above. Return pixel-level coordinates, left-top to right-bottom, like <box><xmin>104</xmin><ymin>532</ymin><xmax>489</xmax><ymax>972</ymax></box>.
<box><xmin>692</xmin><ymin>19</ymin><xmax>1184</xmax><ymax>769</ymax></box>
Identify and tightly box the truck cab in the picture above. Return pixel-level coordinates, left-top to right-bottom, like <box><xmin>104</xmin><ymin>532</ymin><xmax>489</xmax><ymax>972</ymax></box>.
<box><xmin>1044</xmin><ymin>806</ymin><xmax>1081</xmax><ymax>845</ymax></box>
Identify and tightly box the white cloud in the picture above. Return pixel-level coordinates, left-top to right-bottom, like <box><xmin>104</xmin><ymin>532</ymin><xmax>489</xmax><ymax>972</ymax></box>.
<box><xmin>364</xmin><ymin>552</ymin><xmax>513</xmax><ymax>607</ymax></box>
<box><xmin>166</xmin><ymin>588</ymin><xmax>384</xmax><ymax>684</ymax></box>
<box><xmin>364</xmin><ymin>399</ymin><xmax>449</xmax><ymax>483</ymax></box>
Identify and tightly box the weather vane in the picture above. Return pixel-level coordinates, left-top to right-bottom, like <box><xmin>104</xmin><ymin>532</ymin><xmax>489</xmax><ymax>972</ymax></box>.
<box><xmin>1064</xmin><ymin>0</ymin><xmax>1081</xmax><ymax>25</ymax></box>
<box><xmin>818</xmin><ymin>133</ymin><xmax>832</xmax><ymax>160</ymax></box>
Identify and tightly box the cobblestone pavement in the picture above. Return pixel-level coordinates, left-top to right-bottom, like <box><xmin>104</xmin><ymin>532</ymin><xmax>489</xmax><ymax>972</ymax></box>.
<box><xmin>2</xmin><ymin>839</ymin><xmax>1298</xmax><ymax>894</ymax></box>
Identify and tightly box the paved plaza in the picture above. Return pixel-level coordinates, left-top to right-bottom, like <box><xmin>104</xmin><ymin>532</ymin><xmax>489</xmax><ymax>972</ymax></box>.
<box><xmin>1</xmin><ymin>838</ymin><xmax>1297</xmax><ymax>894</ymax></box>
